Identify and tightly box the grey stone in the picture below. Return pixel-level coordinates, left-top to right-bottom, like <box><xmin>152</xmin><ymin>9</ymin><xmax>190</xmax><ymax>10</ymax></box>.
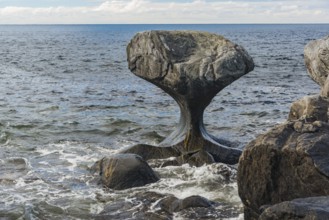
<box><xmin>237</xmin><ymin>120</ymin><xmax>329</xmax><ymax>220</ymax></box>
<box><xmin>158</xmin><ymin>195</ymin><xmax>214</xmax><ymax>213</ymax></box>
<box><xmin>95</xmin><ymin>191</ymin><xmax>239</xmax><ymax>220</ymax></box>
<box><xmin>176</xmin><ymin>150</ymin><xmax>215</xmax><ymax>167</ymax></box>
<box><xmin>120</xmin><ymin>144</ymin><xmax>180</xmax><ymax>160</ymax></box>
<box><xmin>288</xmin><ymin>95</ymin><xmax>329</xmax><ymax>122</ymax></box>
<box><xmin>259</xmin><ymin>196</ymin><xmax>329</xmax><ymax>220</ymax></box>
<box><xmin>304</xmin><ymin>36</ymin><xmax>329</xmax><ymax>96</ymax></box>
<box><xmin>91</xmin><ymin>154</ymin><xmax>159</xmax><ymax>190</ymax></box>
<box><xmin>126</xmin><ymin>30</ymin><xmax>254</xmax><ymax>164</ymax></box>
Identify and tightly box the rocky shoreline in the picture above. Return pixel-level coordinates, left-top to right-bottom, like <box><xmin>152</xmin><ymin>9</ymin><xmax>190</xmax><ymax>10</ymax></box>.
<box><xmin>91</xmin><ymin>31</ymin><xmax>329</xmax><ymax>219</ymax></box>
<box><xmin>238</xmin><ymin>35</ymin><xmax>329</xmax><ymax>219</ymax></box>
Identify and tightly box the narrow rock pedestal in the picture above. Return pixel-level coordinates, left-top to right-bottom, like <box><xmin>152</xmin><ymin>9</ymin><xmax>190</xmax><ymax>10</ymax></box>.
<box><xmin>124</xmin><ymin>31</ymin><xmax>254</xmax><ymax>165</ymax></box>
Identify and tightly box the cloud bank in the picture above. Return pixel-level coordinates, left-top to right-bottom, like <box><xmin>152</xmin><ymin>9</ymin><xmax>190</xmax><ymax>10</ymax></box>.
<box><xmin>0</xmin><ymin>0</ymin><xmax>327</xmax><ymax>24</ymax></box>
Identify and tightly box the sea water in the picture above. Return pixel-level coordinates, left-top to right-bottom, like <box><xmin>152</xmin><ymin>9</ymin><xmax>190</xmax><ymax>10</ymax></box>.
<box><xmin>0</xmin><ymin>24</ymin><xmax>328</xmax><ymax>219</ymax></box>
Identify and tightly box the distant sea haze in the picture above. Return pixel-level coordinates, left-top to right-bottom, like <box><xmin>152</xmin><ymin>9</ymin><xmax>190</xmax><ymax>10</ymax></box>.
<box><xmin>0</xmin><ymin>24</ymin><xmax>327</xmax><ymax>219</ymax></box>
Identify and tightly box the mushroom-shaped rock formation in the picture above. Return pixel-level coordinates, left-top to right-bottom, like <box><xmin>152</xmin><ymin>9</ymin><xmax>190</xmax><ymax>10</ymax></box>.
<box><xmin>304</xmin><ymin>36</ymin><xmax>329</xmax><ymax>97</ymax></box>
<box><xmin>124</xmin><ymin>31</ymin><xmax>254</xmax><ymax>165</ymax></box>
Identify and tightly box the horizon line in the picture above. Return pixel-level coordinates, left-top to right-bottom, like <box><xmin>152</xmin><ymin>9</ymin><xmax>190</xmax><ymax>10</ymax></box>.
<box><xmin>0</xmin><ymin>23</ymin><xmax>328</xmax><ymax>25</ymax></box>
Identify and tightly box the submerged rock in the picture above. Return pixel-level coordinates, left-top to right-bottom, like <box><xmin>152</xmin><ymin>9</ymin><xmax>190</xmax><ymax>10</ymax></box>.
<box><xmin>237</xmin><ymin>120</ymin><xmax>329</xmax><ymax>219</ymax></box>
<box><xmin>0</xmin><ymin>157</ymin><xmax>29</xmax><ymax>184</ymax></box>
<box><xmin>304</xmin><ymin>36</ymin><xmax>329</xmax><ymax>97</ymax></box>
<box><xmin>125</xmin><ymin>30</ymin><xmax>254</xmax><ymax>165</ymax></box>
<box><xmin>121</xmin><ymin>144</ymin><xmax>180</xmax><ymax>160</ymax></box>
<box><xmin>158</xmin><ymin>195</ymin><xmax>214</xmax><ymax>213</ymax></box>
<box><xmin>91</xmin><ymin>154</ymin><xmax>159</xmax><ymax>190</ymax></box>
<box><xmin>95</xmin><ymin>191</ymin><xmax>240</xmax><ymax>220</ymax></box>
<box><xmin>259</xmin><ymin>196</ymin><xmax>329</xmax><ymax>220</ymax></box>
<box><xmin>176</xmin><ymin>150</ymin><xmax>216</xmax><ymax>167</ymax></box>
<box><xmin>136</xmin><ymin>148</ymin><xmax>216</xmax><ymax>167</ymax></box>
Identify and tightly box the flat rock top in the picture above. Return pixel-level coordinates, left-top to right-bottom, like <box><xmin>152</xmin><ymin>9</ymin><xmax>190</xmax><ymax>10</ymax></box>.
<box><xmin>304</xmin><ymin>36</ymin><xmax>329</xmax><ymax>87</ymax></box>
<box><xmin>127</xmin><ymin>31</ymin><xmax>254</xmax><ymax>97</ymax></box>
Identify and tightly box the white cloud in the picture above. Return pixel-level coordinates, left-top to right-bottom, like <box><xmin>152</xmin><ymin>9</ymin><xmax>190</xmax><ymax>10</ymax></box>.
<box><xmin>93</xmin><ymin>0</ymin><xmax>149</xmax><ymax>13</ymax></box>
<box><xmin>0</xmin><ymin>0</ymin><xmax>327</xmax><ymax>24</ymax></box>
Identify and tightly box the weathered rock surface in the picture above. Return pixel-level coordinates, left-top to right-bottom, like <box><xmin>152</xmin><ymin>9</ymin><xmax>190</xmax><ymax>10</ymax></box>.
<box><xmin>91</xmin><ymin>154</ymin><xmax>159</xmax><ymax>190</ymax></box>
<box><xmin>125</xmin><ymin>30</ymin><xmax>254</xmax><ymax>165</ymax></box>
<box><xmin>304</xmin><ymin>36</ymin><xmax>329</xmax><ymax>97</ymax></box>
<box><xmin>237</xmin><ymin>120</ymin><xmax>329</xmax><ymax>219</ymax></box>
<box><xmin>288</xmin><ymin>95</ymin><xmax>329</xmax><ymax>122</ymax></box>
<box><xmin>259</xmin><ymin>196</ymin><xmax>329</xmax><ymax>220</ymax></box>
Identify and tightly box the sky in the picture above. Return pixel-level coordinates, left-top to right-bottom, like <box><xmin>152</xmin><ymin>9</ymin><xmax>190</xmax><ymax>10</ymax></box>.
<box><xmin>0</xmin><ymin>0</ymin><xmax>328</xmax><ymax>24</ymax></box>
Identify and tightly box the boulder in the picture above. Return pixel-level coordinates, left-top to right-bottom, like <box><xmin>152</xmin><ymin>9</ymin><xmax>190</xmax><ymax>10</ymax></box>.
<box><xmin>91</xmin><ymin>154</ymin><xmax>159</xmax><ymax>190</ymax></box>
<box><xmin>322</xmin><ymin>78</ymin><xmax>329</xmax><ymax>97</ymax></box>
<box><xmin>176</xmin><ymin>150</ymin><xmax>215</xmax><ymax>167</ymax></box>
<box><xmin>121</xmin><ymin>144</ymin><xmax>229</xmax><ymax>167</ymax></box>
<box><xmin>125</xmin><ymin>30</ymin><xmax>254</xmax><ymax>164</ymax></box>
<box><xmin>237</xmin><ymin>120</ymin><xmax>329</xmax><ymax>219</ymax></box>
<box><xmin>95</xmin><ymin>191</ymin><xmax>239</xmax><ymax>220</ymax></box>
<box><xmin>259</xmin><ymin>196</ymin><xmax>329</xmax><ymax>220</ymax></box>
<box><xmin>288</xmin><ymin>95</ymin><xmax>328</xmax><ymax>122</ymax></box>
<box><xmin>121</xmin><ymin>144</ymin><xmax>180</xmax><ymax>160</ymax></box>
<box><xmin>95</xmin><ymin>191</ymin><xmax>167</xmax><ymax>220</ymax></box>
<box><xmin>158</xmin><ymin>195</ymin><xmax>214</xmax><ymax>213</ymax></box>
<box><xmin>304</xmin><ymin>36</ymin><xmax>329</xmax><ymax>97</ymax></box>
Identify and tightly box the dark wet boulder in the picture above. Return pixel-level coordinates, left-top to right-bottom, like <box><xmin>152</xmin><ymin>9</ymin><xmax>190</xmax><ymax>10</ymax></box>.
<box><xmin>158</xmin><ymin>195</ymin><xmax>214</xmax><ymax>213</ymax></box>
<box><xmin>259</xmin><ymin>196</ymin><xmax>329</xmax><ymax>220</ymax></box>
<box><xmin>120</xmin><ymin>144</ymin><xmax>180</xmax><ymax>160</ymax></box>
<box><xmin>126</xmin><ymin>30</ymin><xmax>254</xmax><ymax>165</ymax></box>
<box><xmin>91</xmin><ymin>154</ymin><xmax>159</xmax><ymax>190</ymax></box>
<box><xmin>95</xmin><ymin>191</ymin><xmax>239</xmax><ymax>220</ymax></box>
<box><xmin>288</xmin><ymin>95</ymin><xmax>328</xmax><ymax>122</ymax></box>
<box><xmin>177</xmin><ymin>150</ymin><xmax>215</xmax><ymax>167</ymax></box>
<box><xmin>237</xmin><ymin>120</ymin><xmax>329</xmax><ymax>220</ymax></box>
<box><xmin>95</xmin><ymin>192</ymin><xmax>165</xmax><ymax>220</ymax></box>
<box><xmin>304</xmin><ymin>36</ymin><xmax>329</xmax><ymax>97</ymax></box>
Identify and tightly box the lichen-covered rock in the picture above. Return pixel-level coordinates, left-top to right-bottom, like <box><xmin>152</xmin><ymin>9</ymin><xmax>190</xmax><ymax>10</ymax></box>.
<box><xmin>126</xmin><ymin>31</ymin><xmax>254</xmax><ymax>165</ymax></box>
<box><xmin>288</xmin><ymin>95</ymin><xmax>328</xmax><ymax>122</ymax></box>
<box><xmin>91</xmin><ymin>154</ymin><xmax>159</xmax><ymax>190</ymax></box>
<box><xmin>304</xmin><ymin>36</ymin><xmax>329</xmax><ymax>97</ymax></box>
<box><xmin>259</xmin><ymin>196</ymin><xmax>329</xmax><ymax>220</ymax></box>
<box><xmin>237</xmin><ymin>120</ymin><xmax>329</xmax><ymax>220</ymax></box>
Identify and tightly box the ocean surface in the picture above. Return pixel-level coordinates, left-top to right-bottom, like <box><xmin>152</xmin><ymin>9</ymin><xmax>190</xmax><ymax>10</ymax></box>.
<box><xmin>0</xmin><ymin>24</ymin><xmax>327</xmax><ymax>219</ymax></box>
